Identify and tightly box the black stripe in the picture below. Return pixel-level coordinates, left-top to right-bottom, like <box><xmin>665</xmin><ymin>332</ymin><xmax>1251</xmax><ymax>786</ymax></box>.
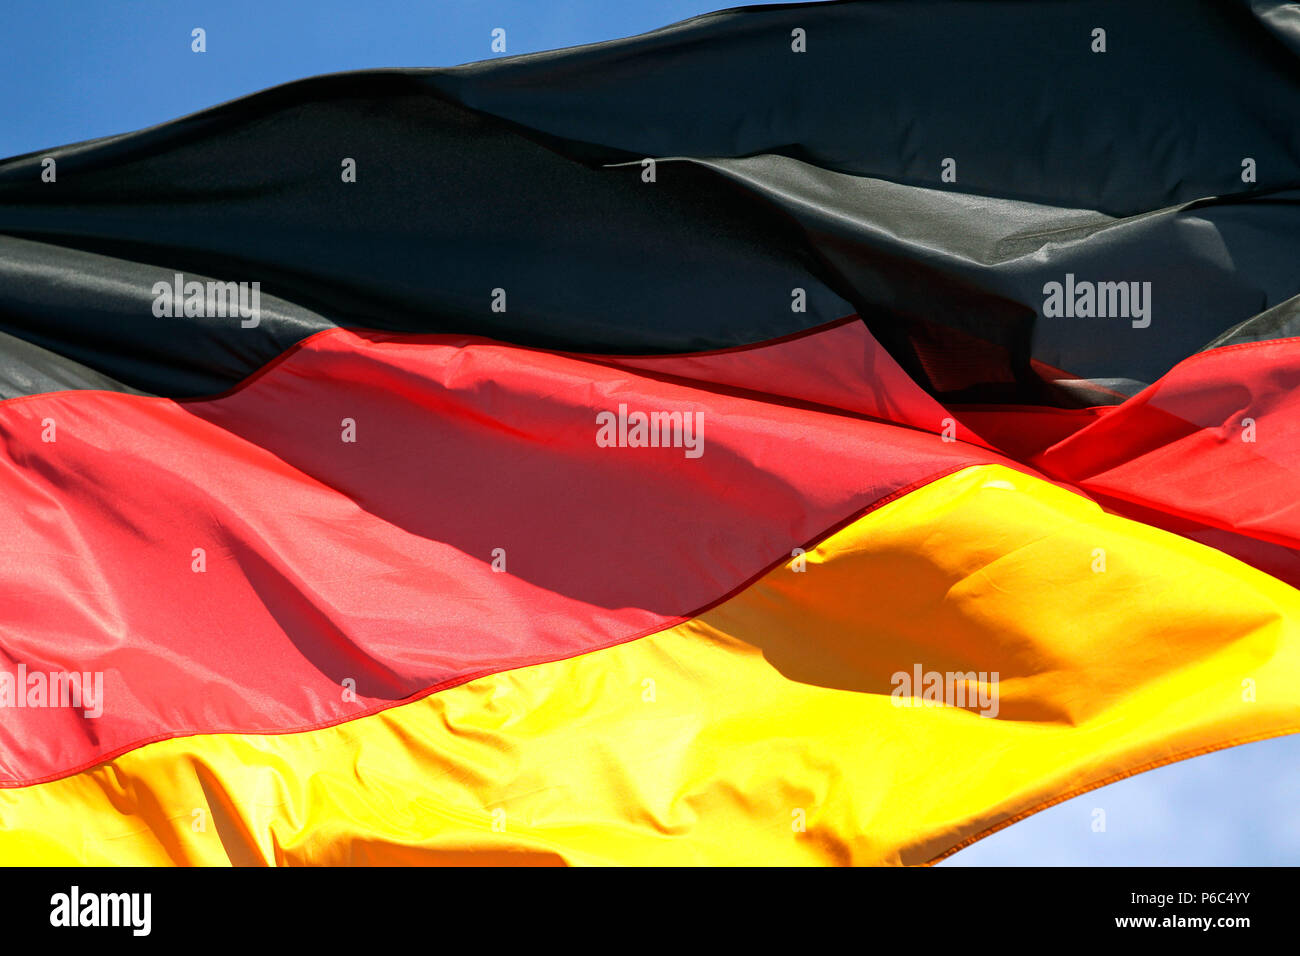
<box><xmin>0</xmin><ymin>0</ymin><xmax>1297</xmax><ymax>402</ymax></box>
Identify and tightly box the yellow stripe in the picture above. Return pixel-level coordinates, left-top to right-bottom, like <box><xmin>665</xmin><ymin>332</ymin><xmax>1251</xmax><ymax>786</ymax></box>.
<box><xmin>2</xmin><ymin>463</ymin><xmax>1297</xmax><ymax>865</ymax></box>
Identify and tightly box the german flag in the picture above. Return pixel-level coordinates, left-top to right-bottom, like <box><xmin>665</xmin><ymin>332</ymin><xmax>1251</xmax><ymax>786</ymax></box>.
<box><xmin>1</xmin><ymin>0</ymin><xmax>1299</xmax><ymax>866</ymax></box>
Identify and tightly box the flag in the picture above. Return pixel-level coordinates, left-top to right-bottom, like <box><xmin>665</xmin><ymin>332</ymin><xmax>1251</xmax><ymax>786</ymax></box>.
<box><xmin>0</xmin><ymin>0</ymin><xmax>1298</xmax><ymax>865</ymax></box>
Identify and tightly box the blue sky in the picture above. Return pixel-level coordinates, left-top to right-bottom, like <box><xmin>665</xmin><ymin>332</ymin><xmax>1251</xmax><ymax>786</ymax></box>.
<box><xmin>0</xmin><ymin>0</ymin><xmax>791</xmax><ymax>156</ymax></box>
<box><xmin>1</xmin><ymin>0</ymin><xmax>1297</xmax><ymax>865</ymax></box>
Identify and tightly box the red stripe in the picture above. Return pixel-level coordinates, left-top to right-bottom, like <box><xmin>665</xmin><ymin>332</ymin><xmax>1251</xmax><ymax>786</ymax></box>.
<box><xmin>601</xmin><ymin>317</ymin><xmax>993</xmax><ymax>447</ymax></box>
<box><xmin>1032</xmin><ymin>338</ymin><xmax>1300</xmax><ymax>586</ymax></box>
<box><xmin>0</xmin><ymin>328</ymin><xmax>1005</xmax><ymax>785</ymax></box>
